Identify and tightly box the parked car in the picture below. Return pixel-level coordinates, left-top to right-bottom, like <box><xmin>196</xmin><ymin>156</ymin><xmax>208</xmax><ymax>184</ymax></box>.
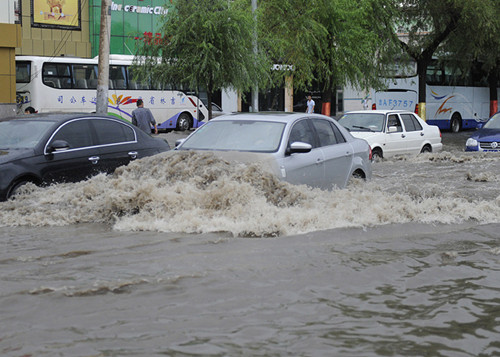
<box><xmin>210</xmin><ymin>102</ymin><xmax>227</xmax><ymax>119</ymax></box>
<box><xmin>465</xmin><ymin>112</ymin><xmax>500</xmax><ymax>152</ymax></box>
<box><xmin>337</xmin><ymin>110</ymin><xmax>442</xmax><ymax>159</ymax></box>
<box><xmin>0</xmin><ymin>113</ymin><xmax>170</xmax><ymax>201</ymax></box>
<box><xmin>175</xmin><ymin>112</ymin><xmax>372</xmax><ymax>190</ymax></box>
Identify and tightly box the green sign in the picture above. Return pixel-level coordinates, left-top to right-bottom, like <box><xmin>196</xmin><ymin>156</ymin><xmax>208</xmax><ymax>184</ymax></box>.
<box><xmin>89</xmin><ymin>0</ymin><xmax>173</xmax><ymax>57</ymax></box>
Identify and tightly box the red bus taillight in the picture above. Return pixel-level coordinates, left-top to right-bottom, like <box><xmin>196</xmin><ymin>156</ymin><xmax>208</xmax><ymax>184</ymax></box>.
<box><xmin>372</xmin><ymin>103</ymin><xmax>376</xmax><ymax>110</ymax></box>
<box><xmin>415</xmin><ymin>103</ymin><xmax>419</xmax><ymax>115</ymax></box>
<box><xmin>188</xmin><ymin>97</ymin><xmax>198</xmax><ymax>112</ymax></box>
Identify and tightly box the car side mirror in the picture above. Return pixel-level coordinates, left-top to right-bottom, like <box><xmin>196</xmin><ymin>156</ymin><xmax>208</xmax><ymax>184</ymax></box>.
<box><xmin>287</xmin><ymin>141</ymin><xmax>312</xmax><ymax>155</ymax></box>
<box><xmin>175</xmin><ymin>138</ymin><xmax>186</xmax><ymax>148</ymax></box>
<box><xmin>47</xmin><ymin>140</ymin><xmax>70</xmax><ymax>153</ymax></box>
<box><xmin>388</xmin><ymin>126</ymin><xmax>398</xmax><ymax>133</ymax></box>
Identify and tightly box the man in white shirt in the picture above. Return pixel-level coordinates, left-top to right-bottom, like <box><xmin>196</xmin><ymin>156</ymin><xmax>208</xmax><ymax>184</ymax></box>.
<box><xmin>306</xmin><ymin>95</ymin><xmax>315</xmax><ymax>114</ymax></box>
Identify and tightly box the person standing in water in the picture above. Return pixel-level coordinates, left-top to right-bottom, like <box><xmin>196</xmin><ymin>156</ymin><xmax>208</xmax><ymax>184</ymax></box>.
<box><xmin>132</xmin><ymin>99</ymin><xmax>158</xmax><ymax>135</ymax></box>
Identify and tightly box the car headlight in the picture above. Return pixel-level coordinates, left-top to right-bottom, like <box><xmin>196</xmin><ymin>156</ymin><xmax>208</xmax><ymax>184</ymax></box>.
<box><xmin>466</xmin><ymin>138</ymin><xmax>478</xmax><ymax>147</ymax></box>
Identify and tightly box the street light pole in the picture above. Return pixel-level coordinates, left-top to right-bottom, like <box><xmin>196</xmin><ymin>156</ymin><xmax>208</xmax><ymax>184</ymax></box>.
<box><xmin>96</xmin><ymin>0</ymin><xmax>111</xmax><ymax>114</ymax></box>
<box><xmin>251</xmin><ymin>0</ymin><xmax>258</xmax><ymax>112</ymax></box>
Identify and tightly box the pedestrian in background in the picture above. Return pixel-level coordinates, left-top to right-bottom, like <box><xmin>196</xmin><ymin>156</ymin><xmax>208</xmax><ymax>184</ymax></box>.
<box><xmin>132</xmin><ymin>99</ymin><xmax>158</xmax><ymax>135</ymax></box>
<box><xmin>24</xmin><ymin>106</ymin><xmax>36</xmax><ymax>114</ymax></box>
<box><xmin>306</xmin><ymin>95</ymin><xmax>315</xmax><ymax>114</ymax></box>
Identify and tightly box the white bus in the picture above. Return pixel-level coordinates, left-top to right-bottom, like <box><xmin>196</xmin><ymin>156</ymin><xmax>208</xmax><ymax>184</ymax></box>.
<box><xmin>15</xmin><ymin>55</ymin><xmax>209</xmax><ymax>131</ymax></box>
<box><xmin>371</xmin><ymin>59</ymin><xmax>497</xmax><ymax>132</ymax></box>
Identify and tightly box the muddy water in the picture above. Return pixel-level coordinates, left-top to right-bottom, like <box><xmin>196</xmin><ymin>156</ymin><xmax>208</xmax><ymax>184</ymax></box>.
<box><xmin>1</xmin><ymin>131</ymin><xmax>499</xmax><ymax>356</ymax></box>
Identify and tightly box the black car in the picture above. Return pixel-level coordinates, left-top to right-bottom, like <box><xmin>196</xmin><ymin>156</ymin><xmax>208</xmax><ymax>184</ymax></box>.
<box><xmin>0</xmin><ymin>113</ymin><xmax>170</xmax><ymax>201</ymax></box>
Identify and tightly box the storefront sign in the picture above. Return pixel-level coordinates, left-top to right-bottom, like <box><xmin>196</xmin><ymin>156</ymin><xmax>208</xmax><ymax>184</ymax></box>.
<box><xmin>111</xmin><ymin>1</ymin><xmax>169</xmax><ymax>15</ymax></box>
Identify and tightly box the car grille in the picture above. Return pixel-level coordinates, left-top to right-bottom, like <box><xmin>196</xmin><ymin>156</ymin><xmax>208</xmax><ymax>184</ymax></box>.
<box><xmin>479</xmin><ymin>141</ymin><xmax>500</xmax><ymax>150</ymax></box>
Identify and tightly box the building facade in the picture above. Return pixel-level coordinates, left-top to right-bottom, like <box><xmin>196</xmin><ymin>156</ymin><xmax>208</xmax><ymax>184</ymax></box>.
<box><xmin>16</xmin><ymin>0</ymin><xmax>91</xmax><ymax>58</ymax></box>
<box><xmin>0</xmin><ymin>1</ymin><xmax>21</xmax><ymax>118</ymax></box>
<box><xmin>89</xmin><ymin>0</ymin><xmax>172</xmax><ymax>58</ymax></box>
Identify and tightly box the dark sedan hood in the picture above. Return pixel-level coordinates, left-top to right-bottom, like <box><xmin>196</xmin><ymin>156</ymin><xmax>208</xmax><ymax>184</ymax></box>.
<box><xmin>0</xmin><ymin>148</ymin><xmax>36</xmax><ymax>165</ymax></box>
<box><xmin>472</xmin><ymin>128</ymin><xmax>500</xmax><ymax>142</ymax></box>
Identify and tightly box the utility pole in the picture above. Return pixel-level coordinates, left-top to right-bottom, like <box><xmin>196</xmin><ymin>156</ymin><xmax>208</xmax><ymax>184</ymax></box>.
<box><xmin>251</xmin><ymin>0</ymin><xmax>258</xmax><ymax>112</ymax></box>
<box><xmin>96</xmin><ymin>0</ymin><xmax>111</xmax><ymax>114</ymax></box>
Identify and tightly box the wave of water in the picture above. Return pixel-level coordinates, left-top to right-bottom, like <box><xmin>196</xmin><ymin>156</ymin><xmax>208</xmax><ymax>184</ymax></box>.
<box><xmin>1</xmin><ymin>151</ymin><xmax>499</xmax><ymax>236</ymax></box>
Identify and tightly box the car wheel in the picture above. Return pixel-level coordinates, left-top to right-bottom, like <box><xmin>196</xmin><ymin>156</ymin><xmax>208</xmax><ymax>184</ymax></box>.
<box><xmin>176</xmin><ymin>113</ymin><xmax>192</xmax><ymax>131</ymax></box>
<box><xmin>372</xmin><ymin>148</ymin><xmax>383</xmax><ymax>161</ymax></box>
<box><xmin>347</xmin><ymin>170</ymin><xmax>366</xmax><ymax>187</ymax></box>
<box><xmin>450</xmin><ymin>113</ymin><xmax>461</xmax><ymax>133</ymax></box>
<box><xmin>7</xmin><ymin>180</ymin><xmax>31</xmax><ymax>200</ymax></box>
<box><xmin>420</xmin><ymin>145</ymin><xmax>432</xmax><ymax>154</ymax></box>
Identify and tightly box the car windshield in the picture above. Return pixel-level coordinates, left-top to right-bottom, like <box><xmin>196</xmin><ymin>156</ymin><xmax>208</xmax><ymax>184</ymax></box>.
<box><xmin>338</xmin><ymin>113</ymin><xmax>385</xmax><ymax>132</ymax></box>
<box><xmin>0</xmin><ymin>120</ymin><xmax>54</xmax><ymax>149</ymax></box>
<box><xmin>179</xmin><ymin>120</ymin><xmax>286</xmax><ymax>152</ymax></box>
<box><xmin>484</xmin><ymin>113</ymin><xmax>500</xmax><ymax>129</ymax></box>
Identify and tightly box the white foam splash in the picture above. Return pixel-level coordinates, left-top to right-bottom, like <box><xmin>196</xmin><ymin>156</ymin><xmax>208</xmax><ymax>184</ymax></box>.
<box><xmin>1</xmin><ymin>151</ymin><xmax>499</xmax><ymax>237</ymax></box>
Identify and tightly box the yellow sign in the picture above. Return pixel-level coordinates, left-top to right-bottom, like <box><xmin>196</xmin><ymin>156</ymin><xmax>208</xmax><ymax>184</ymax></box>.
<box><xmin>32</xmin><ymin>0</ymin><xmax>80</xmax><ymax>29</ymax></box>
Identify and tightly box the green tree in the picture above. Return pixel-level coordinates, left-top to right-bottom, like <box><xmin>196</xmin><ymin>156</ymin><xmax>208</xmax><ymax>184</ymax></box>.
<box><xmin>392</xmin><ymin>0</ymin><xmax>500</xmax><ymax>123</ymax></box>
<box><xmin>134</xmin><ymin>0</ymin><xmax>269</xmax><ymax>119</ymax></box>
<box><xmin>257</xmin><ymin>0</ymin><xmax>400</xmax><ymax>113</ymax></box>
<box><xmin>395</xmin><ymin>0</ymin><xmax>464</xmax><ymax>120</ymax></box>
<box><xmin>442</xmin><ymin>0</ymin><xmax>500</xmax><ymax>116</ymax></box>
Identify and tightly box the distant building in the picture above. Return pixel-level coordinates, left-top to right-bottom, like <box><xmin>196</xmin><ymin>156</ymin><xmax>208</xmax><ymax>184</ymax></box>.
<box><xmin>15</xmin><ymin>0</ymin><xmax>91</xmax><ymax>57</ymax></box>
<box><xmin>0</xmin><ymin>0</ymin><xmax>21</xmax><ymax>118</ymax></box>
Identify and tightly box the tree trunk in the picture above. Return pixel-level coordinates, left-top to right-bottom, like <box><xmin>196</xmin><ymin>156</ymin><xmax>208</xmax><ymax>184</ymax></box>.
<box><xmin>207</xmin><ymin>90</ymin><xmax>213</xmax><ymax>120</ymax></box>
<box><xmin>417</xmin><ymin>60</ymin><xmax>428</xmax><ymax>104</ymax></box>
<box><xmin>416</xmin><ymin>57</ymin><xmax>432</xmax><ymax>120</ymax></box>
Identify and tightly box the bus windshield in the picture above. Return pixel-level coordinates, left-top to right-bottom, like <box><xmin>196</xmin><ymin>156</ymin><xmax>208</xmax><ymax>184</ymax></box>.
<box><xmin>381</xmin><ymin>60</ymin><xmax>417</xmax><ymax>79</ymax></box>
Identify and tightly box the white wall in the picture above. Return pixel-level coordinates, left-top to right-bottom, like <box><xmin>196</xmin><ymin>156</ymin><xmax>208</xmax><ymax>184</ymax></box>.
<box><xmin>0</xmin><ymin>0</ymin><xmax>16</xmax><ymax>24</ymax></box>
<box><xmin>222</xmin><ymin>88</ymin><xmax>239</xmax><ymax>113</ymax></box>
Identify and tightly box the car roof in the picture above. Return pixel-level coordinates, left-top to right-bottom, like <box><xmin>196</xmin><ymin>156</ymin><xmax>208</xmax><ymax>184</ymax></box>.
<box><xmin>0</xmin><ymin>112</ymin><xmax>123</xmax><ymax>123</ymax></box>
<box><xmin>344</xmin><ymin>110</ymin><xmax>413</xmax><ymax>115</ymax></box>
<box><xmin>209</xmin><ymin>111</ymin><xmax>333</xmax><ymax>123</ymax></box>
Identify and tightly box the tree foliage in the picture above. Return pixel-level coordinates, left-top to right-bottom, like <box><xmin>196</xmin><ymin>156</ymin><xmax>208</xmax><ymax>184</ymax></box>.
<box><xmin>133</xmin><ymin>0</ymin><xmax>500</xmax><ymax>116</ymax></box>
<box><xmin>257</xmin><ymin>0</ymin><xmax>400</xmax><ymax>94</ymax></box>
<box><xmin>442</xmin><ymin>0</ymin><xmax>500</xmax><ymax>102</ymax></box>
<box><xmin>394</xmin><ymin>0</ymin><xmax>500</xmax><ymax>106</ymax></box>
<box><xmin>134</xmin><ymin>0</ymin><xmax>269</xmax><ymax>118</ymax></box>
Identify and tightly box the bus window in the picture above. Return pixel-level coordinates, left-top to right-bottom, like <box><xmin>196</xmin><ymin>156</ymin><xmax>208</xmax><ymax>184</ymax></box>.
<box><xmin>426</xmin><ymin>62</ymin><xmax>443</xmax><ymax>85</ymax></box>
<box><xmin>16</xmin><ymin>61</ymin><xmax>31</xmax><ymax>83</ymax></box>
<box><xmin>43</xmin><ymin>63</ymin><xmax>72</xmax><ymax>89</ymax></box>
<box><xmin>471</xmin><ymin>62</ymin><xmax>488</xmax><ymax>87</ymax></box>
<box><xmin>73</xmin><ymin>64</ymin><xmax>97</xmax><ymax>89</ymax></box>
<box><xmin>110</xmin><ymin>65</ymin><xmax>127</xmax><ymax>90</ymax></box>
<box><xmin>443</xmin><ymin>64</ymin><xmax>470</xmax><ymax>86</ymax></box>
<box><xmin>127</xmin><ymin>67</ymin><xmax>150</xmax><ymax>90</ymax></box>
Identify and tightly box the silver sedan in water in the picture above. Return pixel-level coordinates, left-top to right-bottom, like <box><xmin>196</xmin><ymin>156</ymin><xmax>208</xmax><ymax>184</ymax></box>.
<box><xmin>175</xmin><ymin>112</ymin><xmax>372</xmax><ymax>189</ymax></box>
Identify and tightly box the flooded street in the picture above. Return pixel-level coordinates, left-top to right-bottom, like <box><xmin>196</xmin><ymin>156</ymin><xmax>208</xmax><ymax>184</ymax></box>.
<box><xmin>1</xmin><ymin>130</ymin><xmax>500</xmax><ymax>356</ymax></box>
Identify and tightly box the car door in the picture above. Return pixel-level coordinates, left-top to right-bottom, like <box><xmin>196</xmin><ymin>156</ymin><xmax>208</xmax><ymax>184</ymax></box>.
<box><xmin>383</xmin><ymin>113</ymin><xmax>408</xmax><ymax>156</ymax></box>
<box><xmin>90</xmin><ymin>118</ymin><xmax>140</xmax><ymax>174</ymax></box>
<box><xmin>281</xmin><ymin>119</ymin><xmax>325</xmax><ymax>188</ymax></box>
<box><xmin>41</xmin><ymin>119</ymin><xmax>100</xmax><ymax>183</ymax></box>
<box><xmin>400</xmin><ymin>113</ymin><xmax>425</xmax><ymax>154</ymax></box>
<box><xmin>311</xmin><ymin>118</ymin><xmax>353</xmax><ymax>189</ymax></box>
